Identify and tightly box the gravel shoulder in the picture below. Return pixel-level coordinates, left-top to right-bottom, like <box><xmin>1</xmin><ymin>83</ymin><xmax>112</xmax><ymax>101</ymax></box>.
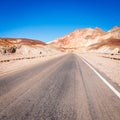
<box><xmin>78</xmin><ymin>53</ymin><xmax>120</xmax><ymax>87</ymax></box>
<box><xmin>0</xmin><ymin>53</ymin><xmax>64</xmax><ymax>76</ymax></box>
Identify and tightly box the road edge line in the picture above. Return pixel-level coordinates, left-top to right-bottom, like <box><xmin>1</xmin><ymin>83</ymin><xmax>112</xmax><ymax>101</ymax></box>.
<box><xmin>80</xmin><ymin>56</ymin><xmax>120</xmax><ymax>99</ymax></box>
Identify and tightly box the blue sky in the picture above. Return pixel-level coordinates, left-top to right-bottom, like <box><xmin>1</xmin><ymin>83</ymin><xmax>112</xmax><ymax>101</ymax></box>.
<box><xmin>0</xmin><ymin>0</ymin><xmax>120</xmax><ymax>42</ymax></box>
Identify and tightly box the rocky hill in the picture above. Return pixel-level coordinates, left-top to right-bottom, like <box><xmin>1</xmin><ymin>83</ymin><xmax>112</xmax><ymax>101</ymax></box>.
<box><xmin>51</xmin><ymin>26</ymin><xmax>120</xmax><ymax>54</ymax></box>
<box><xmin>51</xmin><ymin>27</ymin><xmax>106</xmax><ymax>52</ymax></box>
<box><xmin>0</xmin><ymin>38</ymin><xmax>46</xmax><ymax>55</ymax></box>
<box><xmin>1</xmin><ymin>26</ymin><xmax>120</xmax><ymax>56</ymax></box>
<box><xmin>88</xmin><ymin>26</ymin><xmax>120</xmax><ymax>54</ymax></box>
<box><xmin>0</xmin><ymin>38</ymin><xmax>60</xmax><ymax>56</ymax></box>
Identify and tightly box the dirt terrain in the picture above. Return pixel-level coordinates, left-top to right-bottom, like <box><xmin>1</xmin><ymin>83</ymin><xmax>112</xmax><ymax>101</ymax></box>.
<box><xmin>79</xmin><ymin>53</ymin><xmax>120</xmax><ymax>87</ymax></box>
<box><xmin>0</xmin><ymin>53</ymin><xmax>63</xmax><ymax>76</ymax></box>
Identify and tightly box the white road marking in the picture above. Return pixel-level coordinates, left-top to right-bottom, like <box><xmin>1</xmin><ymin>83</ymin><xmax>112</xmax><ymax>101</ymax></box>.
<box><xmin>80</xmin><ymin>56</ymin><xmax>120</xmax><ymax>99</ymax></box>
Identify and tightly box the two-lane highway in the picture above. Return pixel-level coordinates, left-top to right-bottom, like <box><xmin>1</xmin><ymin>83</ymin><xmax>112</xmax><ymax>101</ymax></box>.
<box><xmin>0</xmin><ymin>54</ymin><xmax>120</xmax><ymax>120</ymax></box>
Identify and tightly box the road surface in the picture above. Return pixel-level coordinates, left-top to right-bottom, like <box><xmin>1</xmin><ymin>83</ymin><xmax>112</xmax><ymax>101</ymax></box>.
<box><xmin>0</xmin><ymin>54</ymin><xmax>120</xmax><ymax>120</ymax></box>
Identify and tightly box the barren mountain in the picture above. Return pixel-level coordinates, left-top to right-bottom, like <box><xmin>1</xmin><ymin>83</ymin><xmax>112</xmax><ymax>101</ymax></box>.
<box><xmin>0</xmin><ymin>38</ymin><xmax>46</xmax><ymax>47</ymax></box>
<box><xmin>51</xmin><ymin>26</ymin><xmax>120</xmax><ymax>54</ymax></box>
<box><xmin>0</xmin><ymin>38</ymin><xmax>47</xmax><ymax>55</ymax></box>
<box><xmin>88</xmin><ymin>26</ymin><xmax>120</xmax><ymax>53</ymax></box>
<box><xmin>51</xmin><ymin>27</ymin><xmax>106</xmax><ymax>52</ymax></box>
<box><xmin>1</xmin><ymin>26</ymin><xmax>120</xmax><ymax>56</ymax></box>
<box><xmin>88</xmin><ymin>38</ymin><xmax>120</xmax><ymax>54</ymax></box>
<box><xmin>0</xmin><ymin>38</ymin><xmax>61</xmax><ymax>56</ymax></box>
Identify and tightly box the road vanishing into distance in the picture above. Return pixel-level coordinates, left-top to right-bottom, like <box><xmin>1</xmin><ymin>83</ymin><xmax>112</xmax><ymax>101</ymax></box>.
<box><xmin>0</xmin><ymin>54</ymin><xmax>120</xmax><ymax>120</ymax></box>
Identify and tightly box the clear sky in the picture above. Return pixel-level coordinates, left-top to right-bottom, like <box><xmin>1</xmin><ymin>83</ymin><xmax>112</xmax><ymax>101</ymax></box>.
<box><xmin>0</xmin><ymin>0</ymin><xmax>120</xmax><ymax>42</ymax></box>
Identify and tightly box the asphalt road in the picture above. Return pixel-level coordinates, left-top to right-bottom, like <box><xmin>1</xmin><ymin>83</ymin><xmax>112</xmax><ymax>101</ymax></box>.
<box><xmin>0</xmin><ymin>54</ymin><xmax>120</xmax><ymax>120</ymax></box>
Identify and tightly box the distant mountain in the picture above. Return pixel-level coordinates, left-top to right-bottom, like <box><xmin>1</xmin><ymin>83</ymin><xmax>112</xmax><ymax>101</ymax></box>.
<box><xmin>51</xmin><ymin>27</ymin><xmax>106</xmax><ymax>52</ymax></box>
<box><xmin>1</xmin><ymin>26</ymin><xmax>120</xmax><ymax>55</ymax></box>
<box><xmin>51</xmin><ymin>26</ymin><xmax>120</xmax><ymax>54</ymax></box>
<box><xmin>0</xmin><ymin>38</ymin><xmax>46</xmax><ymax>55</ymax></box>
<box><xmin>88</xmin><ymin>26</ymin><xmax>120</xmax><ymax>53</ymax></box>
<box><xmin>0</xmin><ymin>38</ymin><xmax>60</xmax><ymax>56</ymax></box>
<box><xmin>109</xmin><ymin>26</ymin><xmax>120</xmax><ymax>33</ymax></box>
<box><xmin>0</xmin><ymin>38</ymin><xmax>46</xmax><ymax>47</ymax></box>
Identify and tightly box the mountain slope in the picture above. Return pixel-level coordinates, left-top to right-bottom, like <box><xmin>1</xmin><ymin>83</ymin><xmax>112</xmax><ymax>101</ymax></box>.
<box><xmin>51</xmin><ymin>27</ymin><xmax>106</xmax><ymax>52</ymax></box>
<box><xmin>0</xmin><ymin>38</ymin><xmax>46</xmax><ymax>47</ymax></box>
<box><xmin>51</xmin><ymin>26</ymin><xmax>120</xmax><ymax>54</ymax></box>
<box><xmin>88</xmin><ymin>26</ymin><xmax>120</xmax><ymax>53</ymax></box>
<box><xmin>0</xmin><ymin>38</ymin><xmax>62</xmax><ymax>56</ymax></box>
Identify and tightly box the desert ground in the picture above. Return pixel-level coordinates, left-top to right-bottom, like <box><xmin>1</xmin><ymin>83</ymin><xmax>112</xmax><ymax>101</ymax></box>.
<box><xmin>78</xmin><ymin>53</ymin><xmax>120</xmax><ymax>87</ymax></box>
<box><xmin>0</xmin><ymin>53</ymin><xmax>63</xmax><ymax>76</ymax></box>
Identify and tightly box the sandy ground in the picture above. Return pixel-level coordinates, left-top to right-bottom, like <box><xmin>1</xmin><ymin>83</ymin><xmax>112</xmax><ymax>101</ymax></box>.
<box><xmin>79</xmin><ymin>53</ymin><xmax>120</xmax><ymax>86</ymax></box>
<box><xmin>0</xmin><ymin>53</ymin><xmax>64</xmax><ymax>76</ymax></box>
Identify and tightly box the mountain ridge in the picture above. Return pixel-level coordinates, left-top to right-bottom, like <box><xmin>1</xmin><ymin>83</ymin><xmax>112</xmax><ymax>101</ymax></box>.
<box><xmin>0</xmin><ymin>26</ymin><xmax>120</xmax><ymax>55</ymax></box>
<box><xmin>51</xmin><ymin>26</ymin><xmax>120</xmax><ymax>53</ymax></box>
